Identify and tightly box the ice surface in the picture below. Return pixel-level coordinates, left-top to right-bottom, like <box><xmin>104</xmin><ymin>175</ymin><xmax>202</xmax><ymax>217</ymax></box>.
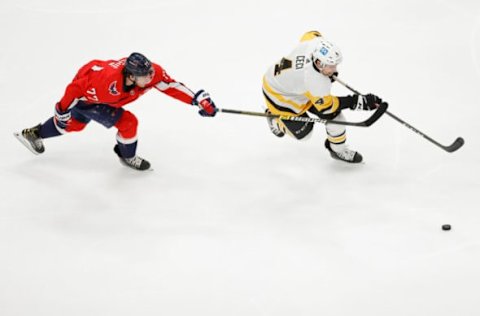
<box><xmin>1</xmin><ymin>0</ymin><xmax>479</xmax><ymax>315</ymax></box>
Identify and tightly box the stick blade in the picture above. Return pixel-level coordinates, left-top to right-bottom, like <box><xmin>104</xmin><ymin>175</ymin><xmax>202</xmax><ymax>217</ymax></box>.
<box><xmin>363</xmin><ymin>102</ymin><xmax>389</xmax><ymax>127</ymax></box>
<box><xmin>444</xmin><ymin>137</ymin><xmax>464</xmax><ymax>153</ymax></box>
<box><xmin>331</xmin><ymin>102</ymin><xmax>389</xmax><ymax>127</ymax></box>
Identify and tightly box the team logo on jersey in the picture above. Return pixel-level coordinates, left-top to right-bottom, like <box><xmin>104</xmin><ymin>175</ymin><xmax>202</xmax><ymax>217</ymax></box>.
<box><xmin>109</xmin><ymin>81</ymin><xmax>120</xmax><ymax>96</ymax></box>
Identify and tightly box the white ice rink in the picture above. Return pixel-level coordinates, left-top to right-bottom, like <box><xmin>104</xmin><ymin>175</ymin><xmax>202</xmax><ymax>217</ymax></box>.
<box><xmin>1</xmin><ymin>0</ymin><xmax>480</xmax><ymax>315</ymax></box>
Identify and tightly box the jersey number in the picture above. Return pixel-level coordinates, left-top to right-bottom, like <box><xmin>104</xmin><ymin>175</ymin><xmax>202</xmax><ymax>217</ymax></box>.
<box><xmin>274</xmin><ymin>58</ymin><xmax>292</xmax><ymax>76</ymax></box>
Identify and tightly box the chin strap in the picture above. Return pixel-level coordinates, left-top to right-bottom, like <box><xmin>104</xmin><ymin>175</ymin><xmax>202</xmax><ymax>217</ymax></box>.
<box><xmin>123</xmin><ymin>75</ymin><xmax>136</xmax><ymax>92</ymax></box>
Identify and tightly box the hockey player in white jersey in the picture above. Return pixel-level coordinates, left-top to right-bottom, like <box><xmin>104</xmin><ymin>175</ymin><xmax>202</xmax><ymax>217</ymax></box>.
<box><xmin>262</xmin><ymin>31</ymin><xmax>386</xmax><ymax>163</ymax></box>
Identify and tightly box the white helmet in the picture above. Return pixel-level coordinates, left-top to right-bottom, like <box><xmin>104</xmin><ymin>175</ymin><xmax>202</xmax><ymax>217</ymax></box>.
<box><xmin>312</xmin><ymin>39</ymin><xmax>343</xmax><ymax>67</ymax></box>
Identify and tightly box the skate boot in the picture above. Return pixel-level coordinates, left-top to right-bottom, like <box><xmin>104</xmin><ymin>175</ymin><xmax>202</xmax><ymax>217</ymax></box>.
<box><xmin>266</xmin><ymin>109</ymin><xmax>285</xmax><ymax>137</ymax></box>
<box><xmin>324</xmin><ymin>139</ymin><xmax>363</xmax><ymax>163</ymax></box>
<box><xmin>14</xmin><ymin>124</ymin><xmax>45</xmax><ymax>155</ymax></box>
<box><xmin>114</xmin><ymin>145</ymin><xmax>151</xmax><ymax>171</ymax></box>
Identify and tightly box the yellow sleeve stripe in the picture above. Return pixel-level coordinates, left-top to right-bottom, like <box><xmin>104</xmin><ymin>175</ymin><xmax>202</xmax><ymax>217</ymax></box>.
<box><xmin>304</xmin><ymin>92</ymin><xmax>340</xmax><ymax>113</ymax></box>
<box><xmin>328</xmin><ymin>96</ymin><xmax>340</xmax><ymax>113</ymax></box>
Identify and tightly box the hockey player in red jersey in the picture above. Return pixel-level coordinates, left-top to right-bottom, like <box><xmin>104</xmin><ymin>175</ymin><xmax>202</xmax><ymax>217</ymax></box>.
<box><xmin>14</xmin><ymin>52</ymin><xmax>217</xmax><ymax>171</ymax></box>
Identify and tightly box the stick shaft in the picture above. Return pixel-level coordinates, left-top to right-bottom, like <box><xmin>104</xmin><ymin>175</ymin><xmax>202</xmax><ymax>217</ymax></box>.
<box><xmin>219</xmin><ymin>105</ymin><xmax>387</xmax><ymax>127</ymax></box>
<box><xmin>332</xmin><ymin>75</ymin><xmax>464</xmax><ymax>152</ymax></box>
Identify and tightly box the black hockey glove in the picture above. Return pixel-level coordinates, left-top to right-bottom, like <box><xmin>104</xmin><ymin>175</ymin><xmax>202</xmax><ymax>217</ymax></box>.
<box><xmin>192</xmin><ymin>90</ymin><xmax>217</xmax><ymax>117</ymax></box>
<box><xmin>54</xmin><ymin>103</ymin><xmax>72</xmax><ymax>129</ymax></box>
<box><xmin>351</xmin><ymin>94</ymin><xmax>383</xmax><ymax>111</ymax></box>
<box><xmin>329</xmin><ymin>72</ymin><xmax>339</xmax><ymax>83</ymax></box>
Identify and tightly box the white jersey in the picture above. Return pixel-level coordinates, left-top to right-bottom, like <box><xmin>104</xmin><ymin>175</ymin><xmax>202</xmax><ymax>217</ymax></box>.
<box><xmin>263</xmin><ymin>37</ymin><xmax>339</xmax><ymax>116</ymax></box>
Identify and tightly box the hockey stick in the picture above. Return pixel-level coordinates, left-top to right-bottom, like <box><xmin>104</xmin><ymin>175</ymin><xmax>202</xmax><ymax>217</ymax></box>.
<box><xmin>332</xmin><ymin>75</ymin><xmax>465</xmax><ymax>153</ymax></box>
<box><xmin>219</xmin><ymin>102</ymin><xmax>387</xmax><ymax>127</ymax></box>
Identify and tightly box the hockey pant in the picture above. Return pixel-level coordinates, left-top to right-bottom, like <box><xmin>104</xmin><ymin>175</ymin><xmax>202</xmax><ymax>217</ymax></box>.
<box><xmin>264</xmin><ymin>96</ymin><xmax>347</xmax><ymax>146</ymax></box>
<box><xmin>39</xmin><ymin>101</ymin><xmax>139</xmax><ymax>158</ymax></box>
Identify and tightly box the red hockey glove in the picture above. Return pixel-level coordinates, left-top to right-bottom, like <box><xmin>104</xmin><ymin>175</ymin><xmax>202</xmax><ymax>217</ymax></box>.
<box><xmin>193</xmin><ymin>90</ymin><xmax>217</xmax><ymax>117</ymax></box>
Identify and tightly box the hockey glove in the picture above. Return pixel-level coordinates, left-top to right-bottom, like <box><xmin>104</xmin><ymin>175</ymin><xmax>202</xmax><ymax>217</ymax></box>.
<box><xmin>329</xmin><ymin>72</ymin><xmax>339</xmax><ymax>83</ymax></box>
<box><xmin>351</xmin><ymin>94</ymin><xmax>383</xmax><ymax>111</ymax></box>
<box><xmin>54</xmin><ymin>103</ymin><xmax>72</xmax><ymax>129</ymax></box>
<box><xmin>193</xmin><ymin>90</ymin><xmax>217</xmax><ymax>117</ymax></box>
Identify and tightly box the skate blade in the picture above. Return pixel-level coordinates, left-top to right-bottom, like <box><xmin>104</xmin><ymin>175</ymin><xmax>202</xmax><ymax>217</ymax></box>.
<box><xmin>328</xmin><ymin>152</ymin><xmax>364</xmax><ymax>164</ymax></box>
<box><xmin>117</xmin><ymin>158</ymin><xmax>154</xmax><ymax>171</ymax></box>
<box><xmin>13</xmin><ymin>132</ymin><xmax>41</xmax><ymax>155</ymax></box>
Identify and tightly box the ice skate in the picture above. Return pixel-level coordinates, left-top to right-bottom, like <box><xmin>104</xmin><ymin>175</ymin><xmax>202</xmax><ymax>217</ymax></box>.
<box><xmin>14</xmin><ymin>124</ymin><xmax>45</xmax><ymax>155</ymax></box>
<box><xmin>266</xmin><ymin>109</ymin><xmax>285</xmax><ymax>137</ymax></box>
<box><xmin>324</xmin><ymin>139</ymin><xmax>363</xmax><ymax>163</ymax></box>
<box><xmin>114</xmin><ymin>145</ymin><xmax>151</xmax><ymax>171</ymax></box>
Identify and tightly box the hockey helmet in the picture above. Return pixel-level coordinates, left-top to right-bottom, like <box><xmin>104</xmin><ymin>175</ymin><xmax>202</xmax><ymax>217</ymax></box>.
<box><xmin>125</xmin><ymin>52</ymin><xmax>152</xmax><ymax>76</ymax></box>
<box><xmin>311</xmin><ymin>39</ymin><xmax>343</xmax><ymax>68</ymax></box>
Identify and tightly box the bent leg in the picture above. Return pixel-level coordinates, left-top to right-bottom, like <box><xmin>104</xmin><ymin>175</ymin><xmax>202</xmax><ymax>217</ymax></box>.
<box><xmin>263</xmin><ymin>97</ymin><xmax>314</xmax><ymax>140</ymax></box>
<box><xmin>325</xmin><ymin>112</ymin><xmax>347</xmax><ymax>151</ymax></box>
<box><xmin>323</xmin><ymin>113</ymin><xmax>362</xmax><ymax>163</ymax></box>
<box><xmin>71</xmin><ymin>103</ymin><xmax>140</xmax><ymax>159</ymax></box>
<box><xmin>38</xmin><ymin>101</ymin><xmax>91</xmax><ymax>139</ymax></box>
<box><xmin>308</xmin><ymin>105</ymin><xmax>348</xmax><ymax>150</ymax></box>
<box><xmin>39</xmin><ymin>115</ymin><xmax>89</xmax><ymax>139</ymax></box>
<box><xmin>114</xmin><ymin>111</ymin><xmax>138</xmax><ymax>159</ymax></box>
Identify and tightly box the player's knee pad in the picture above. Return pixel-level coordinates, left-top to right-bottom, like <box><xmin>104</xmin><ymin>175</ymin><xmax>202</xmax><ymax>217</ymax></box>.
<box><xmin>114</xmin><ymin>110</ymin><xmax>138</xmax><ymax>139</ymax></box>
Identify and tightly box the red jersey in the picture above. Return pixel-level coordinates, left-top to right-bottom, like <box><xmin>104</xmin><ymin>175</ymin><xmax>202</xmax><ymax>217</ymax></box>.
<box><xmin>57</xmin><ymin>58</ymin><xmax>195</xmax><ymax>111</ymax></box>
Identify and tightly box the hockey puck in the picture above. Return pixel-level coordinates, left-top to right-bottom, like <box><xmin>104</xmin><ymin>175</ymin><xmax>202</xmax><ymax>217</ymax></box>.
<box><xmin>442</xmin><ymin>224</ymin><xmax>451</xmax><ymax>231</ymax></box>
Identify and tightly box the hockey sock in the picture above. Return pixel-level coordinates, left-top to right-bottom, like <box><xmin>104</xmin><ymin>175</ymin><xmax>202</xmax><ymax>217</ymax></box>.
<box><xmin>39</xmin><ymin>117</ymin><xmax>62</xmax><ymax>138</ymax></box>
<box><xmin>116</xmin><ymin>140</ymin><xmax>138</xmax><ymax>159</ymax></box>
<box><xmin>327</xmin><ymin>131</ymin><xmax>347</xmax><ymax>152</ymax></box>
